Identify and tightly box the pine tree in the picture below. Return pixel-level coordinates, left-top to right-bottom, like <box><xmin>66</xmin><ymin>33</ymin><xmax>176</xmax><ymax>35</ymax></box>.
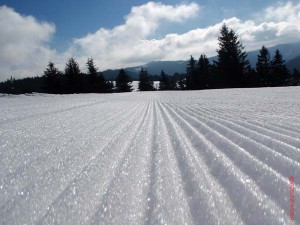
<box><xmin>197</xmin><ymin>54</ymin><xmax>210</xmax><ymax>89</ymax></box>
<box><xmin>291</xmin><ymin>69</ymin><xmax>300</xmax><ymax>86</ymax></box>
<box><xmin>270</xmin><ymin>50</ymin><xmax>290</xmax><ymax>86</ymax></box>
<box><xmin>106</xmin><ymin>81</ymin><xmax>114</xmax><ymax>93</ymax></box>
<box><xmin>256</xmin><ymin>46</ymin><xmax>271</xmax><ymax>86</ymax></box>
<box><xmin>207</xmin><ymin>64</ymin><xmax>218</xmax><ymax>89</ymax></box>
<box><xmin>64</xmin><ymin>58</ymin><xmax>82</xmax><ymax>93</ymax></box>
<box><xmin>86</xmin><ymin>58</ymin><xmax>108</xmax><ymax>93</ymax></box>
<box><xmin>86</xmin><ymin>58</ymin><xmax>98</xmax><ymax>92</ymax></box>
<box><xmin>86</xmin><ymin>58</ymin><xmax>97</xmax><ymax>87</ymax></box>
<box><xmin>138</xmin><ymin>68</ymin><xmax>153</xmax><ymax>91</ymax></box>
<box><xmin>43</xmin><ymin>61</ymin><xmax>62</xmax><ymax>94</ymax></box>
<box><xmin>169</xmin><ymin>74</ymin><xmax>178</xmax><ymax>90</ymax></box>
<box><xmin>116</xmin><ymin>69</ymin><xmax>133</xmax><ymax>92</ymax></box>
<box><xmin>186</xmin><ymin>55</ymin><xmax>197</xmax><ymax>90</ymax></box>
<box><xmin>159</xmin><ymin>70</ymin><xmax>170</xmax><ymax>90</ymax></box>
<box><xmin>215</xmin><ymin>24</ymin><xmax>250</xmax><ymax>88</ymax></box>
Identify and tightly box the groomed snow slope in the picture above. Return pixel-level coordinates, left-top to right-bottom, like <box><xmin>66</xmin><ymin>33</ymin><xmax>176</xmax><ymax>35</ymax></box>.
<box><xmin>0</xmin><ymin>87</ymin><xmax>300</xmax><ymax>225</ymax></box>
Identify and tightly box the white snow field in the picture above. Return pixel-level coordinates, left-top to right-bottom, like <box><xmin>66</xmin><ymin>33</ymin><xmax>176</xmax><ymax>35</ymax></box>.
<box><xmin>0</xmin><ymin>87</ymin><xmax>300</xmax><ymax>225</ymax></box>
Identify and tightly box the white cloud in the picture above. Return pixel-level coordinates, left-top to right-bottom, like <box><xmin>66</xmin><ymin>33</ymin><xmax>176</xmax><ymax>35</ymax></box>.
<box><xmin>0</xmin><ymin>5</ymin><xmax>56</xmax><ymax>80</ymax></box>
<box><xmin>69</xmin><ymin>1</ymin><xmax>300</xmax><ymax>71</ymax></box>
<box><xmin>264</xmin><ymin>1</ymin><xmax>300</xmax><ymax>23</ymax></box>
<box><xmin>1</xmin><ymin>1</ymin><xmax>300</xmax><ymax>80</ymax></box>
<box><xmin>69</xmin><ymin>2</ymin><xmax>200</xmax><ymax>69</ymax></box>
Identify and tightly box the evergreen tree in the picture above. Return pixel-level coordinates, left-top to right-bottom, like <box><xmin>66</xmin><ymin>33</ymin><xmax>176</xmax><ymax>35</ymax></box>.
<box><xmin>86</xmin><ymin>58</ymin><xmax>98</xmax><ymax>92</ymax></box>
<box><xmin>138</xmin><ymin>68</ymin><xmax>153</xmax><ymax>91</ymax></box>
<box><xmin>178</xmin><ymin>79</ymin><xmax>186</xmax><ymax>90</ymax></box>
<box><xmin>43</xmin><ymin>61</ymin><xmax>62</xmax><ymax>94</ymax></box>
<box><xmin>207</xmin><ymin>64</ymin><xmax>218</xmax><ymax>89</ymax></box>
<box><xmin>186</xmin><ymin>55</ymin><xmax>197</xmax><ymax>90</ymax></box>
<box><xmin>256</xmin><ymin>46</ymin><xmax>271</xmax><ymax>86</ymax></box>
<box><xmin>86</xmin><ymin>58</ymin><xmax>108</xmax><ymax>93</ymax></box>
<box><xmin>270</xmin><ymin>50</ymin><xmax>290</xmax><ymax>86</ymax></box>
<box><xmin>116</xmin><ymin>69</ymin><xmax>133</xmax><ymax>92</ymax></box>
<box><xmin>106</xmin><ymin>81</ymin><xmax>114</xmax><ymax>93</ymax></box>
<box><xmin>291</xmin><ymin>69</ymin><xmax>300</xmax><ymax>86</ymax></box>
<box><xmin>172</xmin><ymin>72</ymin><xmax>185</xmax><ymax>90</ymax></box>
<box><xmin>64</xmin><ymin>58</ymin><xmax>82</xmax><ymax>93</ymax></box>
<box><xmin>246</xmin><ymin>68</ymin><xmax>259</xmax><ymax>87</ymax></box>
<box><xmin>98</xmin><ymin>72</ymin><xmax>109</xmax><ymax>93</ymax></box>
<box><xmin>0</xmin><ymin>76</ymin><xmax>44</xmax><ymax>94</ymax></box>
<box><xmin>197</xmin><ymin>54</ymin><xmax>210</xmax><ymax>89</ymax></box>
<box><xmin>215</xmin><ymin>24</ymin><xmax>250</xmax><ymax>88</ymax></box>
<box><xmin>170</xmin><ymin>73</ymin><xmax>182</xmax><ymax>90</ymax></box>
<box><xmin>0</xmin><ymin>76</ymin><xmax>16</xmax><ymax>94</ymax></box>
<box><xmin>159</xmin><ymin>70</ymin><xmax>171</xmax><ymax>90</ymax></box>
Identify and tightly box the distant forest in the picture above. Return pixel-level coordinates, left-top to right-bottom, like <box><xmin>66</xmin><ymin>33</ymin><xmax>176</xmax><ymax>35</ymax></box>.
<box><xmin>1</xmin><ymin>24</ymin><xmax>300</xmax><ymax>94</ymax></box>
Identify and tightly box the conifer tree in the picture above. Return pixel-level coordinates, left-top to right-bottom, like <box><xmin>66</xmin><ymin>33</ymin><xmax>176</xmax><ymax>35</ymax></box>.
<box><xmin>291</xmin><ymin>69</ymin><xmax>300</xmax><ymax>86</ymax></box>
<box><xmin>270</xmin><ymin>50</ymin><xmax>290</xmax><ymax>86</ymax></box>
<box><xmin>43</xmin><ymin>61</ymin><xmax>62</xmax><ymax>94</ymax></box>
<box><xmin>86</xmin><ymin>58</ymin><xmax>108</xmax><ymax>93</ymax></box>
<box><xmin>138</xmin><ymin>68</ymin><xmax>153</xmax><ymax>91</ymax></box>
<box><xmin>186</xmin><ymin>55</ymin><xmax>197</xmax><ymax>90</ymax></box>
<box><xmin>169</xmin><ymin>75</ymin><xmax>178</xmax><ymax>90</ymax></box>
<box><xmin>256</xmin><ymin>46</ymin><xmax>271</xmax><ymax>86</ymax></box>
<box><xmin>106</xmin><ymin>81</ymin><xmax>114</xmax><ymax>93</ymax></box>
<box><xmin>86</xmin><ymin>58</ymin><xmax>98</xmax><ymax>92</ymax></box>
<box><xmin>178</xmin><ymin>79</ymin><xmax>186</xmax><ymax>90</ymax></box>
<box><xmin>197</xmin><ymin>54</ymin><xmax>210</xmax><ymax>89</ymax></box>
<box><xmin>116</xmin><ymin>69</ymin><xmax>133</xmax><ymax>92</ymax></box>
<box><xmin>215</xmin><ymin>24</ymin><xmax>250</xmax><ymax>88</ymax></box>
<box><xmin>64</xmin><ymin>57</ymin><xmax>82</xmax><ymax>93</ymax></box>
<box><xmin>159</xmin><ymin>70</ymin><xmax>170</xmax><ymax>90</ymax></box>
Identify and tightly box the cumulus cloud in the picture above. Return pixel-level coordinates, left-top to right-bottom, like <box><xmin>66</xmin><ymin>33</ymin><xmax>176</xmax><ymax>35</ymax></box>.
<box><xmin>1</xmin><ymin>1</ymin><xmax>300</xmax><ymax>80</ymax></box>
<box><xmin>264</xmin><ymin>1</ymin><xmax>300</xmax><ymax>23</ymax></box>
<box><xmin>69</xmin><ymin>2</ymin><xmax>200</xmax><ymax>69</ymax></box>
<box><xmin>69</xmin><ymin>1</ymin><xmax>300</xmax><ymax>71</ymax></box>
<box><xmin>0</xmin><ymin>5</ymin><xmax>56</xmax><ymax>80</ymax></box>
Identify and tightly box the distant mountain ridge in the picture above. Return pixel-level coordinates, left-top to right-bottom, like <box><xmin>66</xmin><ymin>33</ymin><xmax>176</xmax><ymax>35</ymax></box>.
<box><xmin>101</xmin><ymin>42</ymin><xmax>300</xmax><ymax>80</ymax></box>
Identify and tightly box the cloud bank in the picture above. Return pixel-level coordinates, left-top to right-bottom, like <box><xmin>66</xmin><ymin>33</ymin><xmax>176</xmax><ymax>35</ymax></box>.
<box><xmin>0</xmin><ymin>1</ymin><xmax>300</xmax><ymax>80</ymax></box>
<box><xmin>69</xmin><ymin>2</ymin><xmax>200</xmax><ymax>69</ymax></box>
<box><xmin>0</xmin><ymin>6</ymin><xmax>56</xmax><ymax>80</ymax></box>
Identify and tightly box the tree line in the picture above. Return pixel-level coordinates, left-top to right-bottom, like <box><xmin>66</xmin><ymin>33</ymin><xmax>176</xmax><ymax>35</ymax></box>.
<box><xmin>159</xmin><ymin>24</ymin><xmax>300</xmax><ymax>90</ymax></box>
<box><xmin>42</xmin><ymin>58</ymin><xmax>113</xmax><ymax>94</ymax></box>
<box><xmin>1</xmin><ymin>24</ymin><xmax>300</xmax><ymax>94</ymax></box>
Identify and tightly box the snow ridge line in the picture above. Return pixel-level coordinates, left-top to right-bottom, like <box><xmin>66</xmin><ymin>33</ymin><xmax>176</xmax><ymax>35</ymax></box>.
<box><xmin>164</xmin><ymin>102</ymin><xmax>300</xmax><ymax>220</ymax></box>
<box><xmin>157</xmin><ymin>102</ymin><xmax>243</xmax><ymax>225</ymax></box>
<box><xmin>88</xmin><ymin>101</ymin><xmax>155</xmax><ymax>225</ymax></box>
<box><xmin>144</xmin><ymin>101</ymin><xmax>194</xmax><ymax>225</ymax></box>
<box><xmin>184</xmin><ymin>104</ymin><xmax>300</xmax><ymax>147</ymax></box>
<box><xmin>0</xmin><ymin>101</ymin><xmax>147</xmax><ymax>224</ymax></box>
<box><xmin>0</xmin><ymin>99</ymin><xmax>132</xmax><ymax>176</ymax></box>
<box><xmin>161</xmin><ymin>102</ymin><xmax>294</xmax><ymax>224</ymax></box>
<box><xmin>189</xmin><ymin>104</ymin><xmax>300</xmax><ymax>141</ymax></box>
<box><xmin>1</xmin><ymin>89</ymin><xmax>300</xmax><ymax>225</ymax></box>
<box><xmin>178</xmin><ymin>105</ymin><xmax>300</xmax><ymax>167</ymax></box>
<box><xmin>0</xmin><ymin>101</ymin><xmax>140</xmax><ymax>179</ymax></box>
<box><xmin>37</xmin><ymin>101</ymin><xmax>152</xmax><ymax>225</ymax></box>
<box><xmin>0</xmin><ymin>101</ymin><xmax>144</xmax><ymax>209</ymax></box>
<box><xmin>0</xmin><ymin>98</ymin><xmax>114</xmax><ymax>126</ymax></box>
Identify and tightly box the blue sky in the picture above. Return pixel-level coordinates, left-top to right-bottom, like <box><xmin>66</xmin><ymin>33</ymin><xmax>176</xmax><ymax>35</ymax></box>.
<box><xmin>0</xmin><ymin>0</ymin><xmax>299</xmax><ymax>80</ymax></box>
<box><xmin>0</xmin><ymin>0</ymin><xmax>275</xmax><ymax>51</ymax></box>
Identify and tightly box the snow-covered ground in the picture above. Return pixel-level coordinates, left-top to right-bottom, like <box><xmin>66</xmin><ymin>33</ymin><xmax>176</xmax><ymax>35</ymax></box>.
<box><xmin>0</xmin><ymin>87</ymin><xmax>300</xmax><ymax>225</ymax></box>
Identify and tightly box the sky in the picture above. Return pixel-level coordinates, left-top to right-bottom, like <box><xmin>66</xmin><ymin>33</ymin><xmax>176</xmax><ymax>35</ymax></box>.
<box><xmin>0</xmin><ymin>0</ymin><xmax>300</xmax><ymax>80</ymax></box>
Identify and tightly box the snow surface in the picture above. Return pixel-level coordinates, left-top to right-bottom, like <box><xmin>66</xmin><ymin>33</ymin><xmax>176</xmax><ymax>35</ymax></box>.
<box><xmin>0</xmin><ymin>87</ymin><xmax>300</xmax><ymax>225</ymax></box>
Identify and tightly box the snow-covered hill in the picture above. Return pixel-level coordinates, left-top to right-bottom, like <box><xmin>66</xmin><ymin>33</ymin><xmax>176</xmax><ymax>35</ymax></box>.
<box><xmin>0</xmin><ymin>87</ymin><xmax>300</xmax><ymax>225</ymax></box>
